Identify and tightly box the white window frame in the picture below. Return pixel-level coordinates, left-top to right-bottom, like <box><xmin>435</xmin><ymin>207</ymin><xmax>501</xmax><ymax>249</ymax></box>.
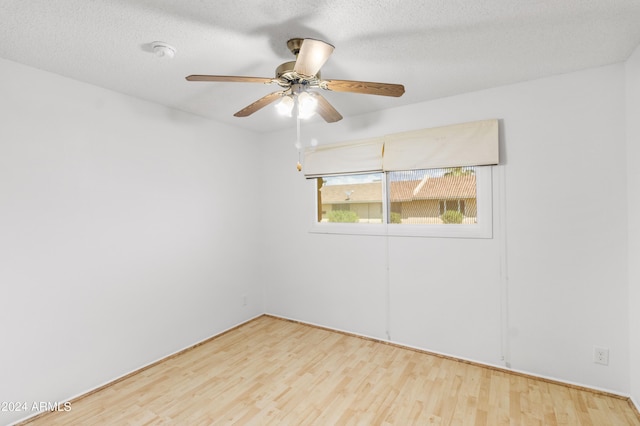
<box><xmin>309</xmin><ymin>167</ymin><xmax>493</xmax><ymax>239</ymax></box>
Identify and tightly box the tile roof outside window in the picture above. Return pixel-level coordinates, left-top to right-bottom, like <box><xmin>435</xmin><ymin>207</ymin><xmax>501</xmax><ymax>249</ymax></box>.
<box><xmin>319</xmin><ymin>175</ymin><xmax>476</xmax><ymax>204</ymax></box>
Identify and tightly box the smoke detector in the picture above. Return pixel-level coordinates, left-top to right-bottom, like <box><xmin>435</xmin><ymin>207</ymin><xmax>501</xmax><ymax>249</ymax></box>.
<box><xmin>151</xmin><ymin>41</ymin><xmax>176</xmax><ymax>59</ymax></box>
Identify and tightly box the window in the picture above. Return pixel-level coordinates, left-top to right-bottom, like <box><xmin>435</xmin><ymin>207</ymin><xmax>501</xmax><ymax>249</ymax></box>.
<box><xmin>439</xmin><ymin>200</ymin><xmax>466</xmax><ymax>215</ymax></box>
<box><xmin>304</xmin><ymin>119</ymin><xmax>499</xmax><ymax>238</ymax></box>
<box><xmin>317</xmin><ymin>173</ymin><xmax>383</xmax><ymax>223</ymax></box>
<box><xmin>311</xmin><ymin>166</ymin><xmax>492</xmax><ymax>238</ymax></box>
<box><xmin>388</xmin><ymin>167</ymin><xmax>477</xmax><ymax>225</ymax></box>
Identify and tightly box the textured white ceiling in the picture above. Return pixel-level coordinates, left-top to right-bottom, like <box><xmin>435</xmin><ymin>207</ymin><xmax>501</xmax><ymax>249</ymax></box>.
<box><xmin>2</xmin><ymin>0</ymin><xmax>640</xmax><ymax>132</ymax></box>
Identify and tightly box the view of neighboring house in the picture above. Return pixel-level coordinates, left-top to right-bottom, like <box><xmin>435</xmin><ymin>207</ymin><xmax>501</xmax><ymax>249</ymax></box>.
<box><xmin>318</xmin><ymin>179</ymin><xmax>385</xmax><ymax>223</ymax></box>
<box><xmin>318</xmin><ymin>173</ymin><xmax>477</xmax><ymax>224</ymax></box>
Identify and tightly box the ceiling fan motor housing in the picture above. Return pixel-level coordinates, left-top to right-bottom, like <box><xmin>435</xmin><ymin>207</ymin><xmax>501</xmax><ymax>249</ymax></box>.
<box><xmin>276</xmin><ymin>61</ymin><xmax>320</xmax><ymax>81</ymax></box>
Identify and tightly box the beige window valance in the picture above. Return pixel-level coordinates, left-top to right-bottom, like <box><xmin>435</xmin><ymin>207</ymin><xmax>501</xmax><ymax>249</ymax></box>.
<box><xmin>303</xmin><ymin>137</ymin><xmax>384</xmax><ymax>178</ymax></box>
<box><xmin>303</xmin><ymin>119</ymin><xmax>499</xmax><ymax>178</ymax></box>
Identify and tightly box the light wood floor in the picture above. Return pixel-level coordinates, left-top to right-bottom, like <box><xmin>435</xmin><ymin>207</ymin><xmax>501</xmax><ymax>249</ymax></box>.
<box><xmin>22</xmin><ymin>315</ymin><xmax>640</xmax><ymax>425</ymax></box>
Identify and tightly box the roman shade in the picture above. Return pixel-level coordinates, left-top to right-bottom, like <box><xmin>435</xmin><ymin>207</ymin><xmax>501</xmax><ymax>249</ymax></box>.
<box><xmin>382</xmin><ymin>119</ymin><xmax>499</xmax><ymax>171</ymax></box>
<box><xmin>303</xmin><ymin>137</ymin><xmax>384</xmax><ymax>178</ymax></box>
<box><xmin>303</xmin><ymin>119</ymin><xmax>499</xmax><ymax>178</ymax></box>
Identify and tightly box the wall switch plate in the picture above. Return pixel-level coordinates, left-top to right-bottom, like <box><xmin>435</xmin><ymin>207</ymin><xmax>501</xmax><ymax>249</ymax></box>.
<box><xmin>594</xmin><ymin>347</ymin><xmax>609</xmax><ymax>365</ymax></box>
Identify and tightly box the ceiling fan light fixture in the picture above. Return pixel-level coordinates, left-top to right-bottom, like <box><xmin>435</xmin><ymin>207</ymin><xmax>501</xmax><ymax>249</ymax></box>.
<box><xmin>275</xmin><ymin>95</ymin><xmax>294</xmax><ymax>117</ymax></box>
<box><xmin>297</xmin><ymin>91</ymin><xmax>317</xmax><ymax>119</ymax></box>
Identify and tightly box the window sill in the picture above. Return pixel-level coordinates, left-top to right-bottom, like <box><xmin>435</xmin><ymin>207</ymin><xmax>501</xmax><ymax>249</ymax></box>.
<box><xmin>309</xmin><ymin>222</ymin><xmax>492</xmax><ymax>239</ymax></box>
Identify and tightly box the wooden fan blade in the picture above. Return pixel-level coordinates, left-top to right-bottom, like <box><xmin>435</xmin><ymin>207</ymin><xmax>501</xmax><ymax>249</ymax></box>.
<box><xmin>310</xmin><ymin>92</ymin><xmax>342</xmax><ymax>123</ymax></box>
<box><xmin>293</xmin><ymin>39</ymin><xmax>334</xmax><ymax>77</ymax></box>
<box><xmin>233</xmin><ymin>91</ymin><xmax>284</xmax><ymax>117</ymax></box>
<box><xmin>186</xmin><ymin>75</ymin><xmax>274</xmax><ymax>84</ymax></box>
<box><xmin>323</xmin><ymin>79</ymin><xmax>405</xmax><ymax>97</ymax></box>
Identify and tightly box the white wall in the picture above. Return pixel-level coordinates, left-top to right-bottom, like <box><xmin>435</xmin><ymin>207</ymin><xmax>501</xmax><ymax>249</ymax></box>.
<box><xmin>626</xmin><ymin>44</ymin><xmax>640</xmax><ymax>409</ymax></box>
<box><xmin>262</xmin><ymin>64</ymin><xmax>630</xmax><ymax>393</ymax></box>
<box><xmin>0</xmin><ymin>58</ymin><xmax>263</xmax><ymax>425</ymax></box>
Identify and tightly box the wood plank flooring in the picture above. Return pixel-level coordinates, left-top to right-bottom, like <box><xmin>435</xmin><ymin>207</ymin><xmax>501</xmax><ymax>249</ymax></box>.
<box><xmin>21</xmin><ymin>315</ymin><xmax>640</xmax><ymax>425</ymax></box>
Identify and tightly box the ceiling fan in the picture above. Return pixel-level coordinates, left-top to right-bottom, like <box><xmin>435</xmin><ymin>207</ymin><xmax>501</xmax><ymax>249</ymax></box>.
<box><xmin>186</xmin><ymin>38</ymin><xmax>405</xmax><ymax>123</ymax></box>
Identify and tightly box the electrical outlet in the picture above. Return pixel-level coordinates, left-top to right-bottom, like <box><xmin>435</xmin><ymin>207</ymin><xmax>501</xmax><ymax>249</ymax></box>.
<box><xmin>242</xmin><ymin>295</ymin><xmax>247</xmax><ymax>306</ymax></box>
<box><xmin>594</xmin><ymin>347</ymin><xmax>609</xmax><ymax>365</ymax></box>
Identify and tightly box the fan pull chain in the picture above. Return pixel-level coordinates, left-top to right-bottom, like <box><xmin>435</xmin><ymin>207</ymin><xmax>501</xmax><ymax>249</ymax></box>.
<box><xmin>296</xmin><ymin>111</ymin><xmax>302</xmax><ymax>171</ymax></box>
